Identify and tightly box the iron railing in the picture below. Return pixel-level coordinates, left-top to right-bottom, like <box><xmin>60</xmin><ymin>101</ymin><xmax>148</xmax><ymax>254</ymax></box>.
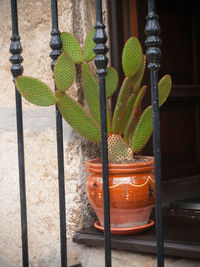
<box><xmin>94</xmin><ymin>1</ymin><xmax>111</xmax><ymax>266</ymax></box>
<box><xmin>10</xmin><ymin>0</ymin><xmax>28</xmax><ymax>266</ymax></box>
<box><xmin>145</xmin><ymin>1</ymin><xmax>164</xmax><ymax>266</ymax></box>
<box><xmin>50</xmin><ymin>1</ymin><xmax>67</xmax><ymax>266</ymax></box>
<box><xmin>9</xmin><ymin>0</ymin><xmax>164</xmax><ymax>266</ymax></box>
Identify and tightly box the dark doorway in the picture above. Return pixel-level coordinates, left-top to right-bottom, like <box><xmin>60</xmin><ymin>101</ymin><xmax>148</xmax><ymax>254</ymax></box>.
<box><xmin>155</xmin><ymin>0</ymin><xmax>200</xmax><ymax>180</ymax></box>
<box><xmin>110</xmin><ymin>0</ymin><xmax>200</xmax><ymax>181</ymax></box>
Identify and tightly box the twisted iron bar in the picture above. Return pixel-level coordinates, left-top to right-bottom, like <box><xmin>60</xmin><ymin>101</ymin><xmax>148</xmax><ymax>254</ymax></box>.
<box><xmin>145</xmin><ymin>0</ymin><xmax>164</xmax><ymax>266</ymax></box>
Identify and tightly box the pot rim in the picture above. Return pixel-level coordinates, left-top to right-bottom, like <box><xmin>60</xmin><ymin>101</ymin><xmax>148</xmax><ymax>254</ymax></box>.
<box><xmin>85</xmin><ymin>156</ymin><xmax>154</xmax><ymax>174</ymax></box>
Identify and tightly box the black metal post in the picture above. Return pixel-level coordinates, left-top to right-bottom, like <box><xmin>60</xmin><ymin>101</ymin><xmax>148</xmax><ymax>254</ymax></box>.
<box><xmin>145</xmin><ymin>1</ymin><xmax>164</xmax><ymax>267</ymax></box>
<box><xmin>94</xmin><ymin>1</ymin><xmax>111</xmax><ymax>267</ymax></box>
<box><xmin>10</xmin><ymin>0</ymin><xmax>29</xmax><ymax>266</ymax></box>
<box><xmin>50</xmin><ymin>1</ymin><xmax>67</xmax><ymax>267</ymax></box>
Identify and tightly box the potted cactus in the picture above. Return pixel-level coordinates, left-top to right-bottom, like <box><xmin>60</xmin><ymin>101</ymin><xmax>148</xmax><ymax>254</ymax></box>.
<box><xmin>15</xmin><ymin>29</ymin><xmax>172</xmax><ymax>233</ymax></box>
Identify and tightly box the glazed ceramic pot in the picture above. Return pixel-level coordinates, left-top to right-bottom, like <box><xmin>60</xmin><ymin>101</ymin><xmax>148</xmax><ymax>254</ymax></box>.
<box><xmin>85</xmin><ymin>156</ymin><xmax>155</xmax><ymax>228</ymax></box>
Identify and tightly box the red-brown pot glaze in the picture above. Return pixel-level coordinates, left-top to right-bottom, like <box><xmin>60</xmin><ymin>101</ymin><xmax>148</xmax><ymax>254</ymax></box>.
<box><xmin>85</xmin><ymin>156</ymin><xmax>155</xmax><ymax>228</ymax></box>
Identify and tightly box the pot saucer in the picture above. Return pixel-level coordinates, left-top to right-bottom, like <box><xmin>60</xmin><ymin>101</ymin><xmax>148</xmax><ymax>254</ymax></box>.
<box><xmin>94</xmin><ymin>219</ymin><xmax>154</xmax><ymax>235</ymax></box>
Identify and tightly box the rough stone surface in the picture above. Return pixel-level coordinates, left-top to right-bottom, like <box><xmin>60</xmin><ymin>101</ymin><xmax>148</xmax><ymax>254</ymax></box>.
<box><xmin>0</xmin><ymin>0</ymin><xmax>199</xmax><ymax>266</ymax></box>
<box><xmin>0</xmin><ymin>0</ymin><xmax>100</xmax><ymax>265</ymax></box>
<box><xmin>77</xmin><ymin>246</ymin><xmax>200</xmax><ymax>267</ymax></box>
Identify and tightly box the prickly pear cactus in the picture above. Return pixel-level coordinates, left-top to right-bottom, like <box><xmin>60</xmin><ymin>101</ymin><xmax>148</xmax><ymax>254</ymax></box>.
<box><xmin>15</xmin><ymin>28</ymin><xmax>172</xmax><ymax>163</ymax></box>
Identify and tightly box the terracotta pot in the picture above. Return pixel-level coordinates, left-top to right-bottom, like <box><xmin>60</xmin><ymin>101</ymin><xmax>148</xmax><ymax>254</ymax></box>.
<box><xmin>85</xmin><ymin>156</ymin><xmax>155</xmax><ymax>228</ymax></box>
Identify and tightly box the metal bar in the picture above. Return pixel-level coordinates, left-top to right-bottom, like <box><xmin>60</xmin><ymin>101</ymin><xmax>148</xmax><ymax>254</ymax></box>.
<box><xmin>125</xmin><ymin>0</ymin><xmax>131</xmax><ymax>38</ymax></box>
<box><xmin>145</xmin><ymin>1</ymin><xmax>164</xmax><ymax>267</ymax></box>
<box><xmin>94</xmin><ymin>1</ymin><xmax>111</xmax><ymax>267</ymax></box>
<box><xmin>10</xmin><ymin>1</ymin><xmax>29</xmax><ymax>266</ymax></box>
<box><xmin>50</xmin><ymin>1</ymin><xmax>67</xmax><ymax>267</ymax></box>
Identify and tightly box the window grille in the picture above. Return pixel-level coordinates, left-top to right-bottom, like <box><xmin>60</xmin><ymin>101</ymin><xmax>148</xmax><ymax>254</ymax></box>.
<box><xmin>9</xmin><ymin>0</ymin><xmax>164</xmax><ymax>266</ymax></box>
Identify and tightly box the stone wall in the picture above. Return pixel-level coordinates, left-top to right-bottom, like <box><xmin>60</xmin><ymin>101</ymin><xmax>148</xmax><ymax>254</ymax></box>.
<box><xmin>0</xmin><ymin>0</ymin><xmax>200</xmax><ymax>266</ymax></box>
<box><xmin>0</xmin><ymin>0</ymin><xmax>101</xmax><ymax>265</ymax></box>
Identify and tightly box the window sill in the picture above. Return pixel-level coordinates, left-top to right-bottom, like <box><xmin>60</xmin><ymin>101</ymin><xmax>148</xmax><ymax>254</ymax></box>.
<box><xmin>73</xmin><ymin>211</ymin><xmax>200</xmax><ymax>260</ymax></box>
<box><xmin>73</xmin><ymin>176</ymin><xmax>200</xmax><ymax>260</ymax></box>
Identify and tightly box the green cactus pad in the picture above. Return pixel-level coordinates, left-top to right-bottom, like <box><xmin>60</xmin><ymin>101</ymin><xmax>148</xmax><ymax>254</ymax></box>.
<box><xmin>15</xmin><ymin>76</ymin><xmax>57</xmax><ymax>106</ymax></box>
<box><xmin>54</xmin><ymin>53</ymin><xmax>76</xmax><ymax>92</ymax></box>
<box><xmin>117</xmin><ymin>54</ymin><xmax>145</xmax><ymax>134</ymax></box>
<box><xmin>158</xmin><ymin>74</ymin><xmax>172</xmax><ymax>106</ymax></box>
<box><xmin>130</xmin><ymin>106</ymin><xmax>153</xmax><ymax>153</ymax></box>
<box><xmin>106</xmin><ymin>101</ymin><xmax>112</xmax><ymax>134</ymax></box>
<box><xmin>81</xmin><ymin>62</ymin><xmax>100</xmax><ymax>123</ymax></box>
<box><xmin>131</xmin><ymin>55</ymin><xmax>146</xmax><ymax>93</ymax></box>
<box><xmin>129</xmin><ymin>74</ymin><xmax>172</xmax><ymax>153</ymax></box>
<box><xmin>122</xmin><ymin>37</ymin><xmax>143</xmax><ymax>77</ymax></box>
<box><xmin>118</xmin><ymin>55</ymin><xmax>146</xmax><ymax>134</ymax></box>
<box><xmin>112</xmin><ymin>76</ymin><xmax>134</xmax><ymax>133</ymax></box>
<box><xmin>83</xmin><ymin>28</ymin><xmax>96</xmax><ymax>62</ymax></box>
<box><xmin>108</xmin><ymin>134</ymin><xmax>133</xmax><ymax>162</ymax></box>
<box><xmin>61</xmin><ymin>32</ymin><xmax>83</xmax><ymax>64</ymax></box>
<box><xmin>106</xmin><ymin>67</ymin><xmax>118</xmax><ymax>98</ymax></box>
<box><xmin>119</xmin><ymin>93</ymin><xmax>137</xmax><ymax>134</ymax></box>
<box><xmin>124</xmin><ymin>85</ymin><xmax>147</xmax><ymax>142</ymax></box>
<box><xmin>56</xmin><ymin>90</ymin><xmax>101</xmax><ymax>143</ymax></box>
<box><xmin>81</xmin><ymin>62</ymin><xmax>111</xmax><ymax>133</ymax></box>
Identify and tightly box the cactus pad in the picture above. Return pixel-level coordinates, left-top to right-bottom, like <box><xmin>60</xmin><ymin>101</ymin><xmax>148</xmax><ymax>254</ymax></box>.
<box><xmin>112</xmin><ymin>76</ymin><xmax>134</xmax><ymax>133</ymax></box>
<box><xmin>81</xmin><ymin>62</ymin><xmax>100</xmax><ymax>124</ymax></box>
<box><xmin>158</xmin><ymin>75</ymin><xmax>172</xmax><ymax>106</ymax></box>
<box><xmin>128</xmin><ymin>74</ymin><xmax>172</xmax><ymax>153</ymax></box>
<box><xmin>56</xmin><ymin>90</ymin><xmax>101</xmax><ymax>143</ymax></box>
<box><xmin>131</xmin><ymin>55</ymin><xmax>146</xmax><ymax>93</ymax></box>
<box><xmin>130</xmin><ymin>106</ymin><xmax>153</xmax><ymax>153</ymax></box>
<box><xmin>122</xmin><ymin>37</ymin><xmax>143</xmax><ymax>77</ymax></box>
<box><xmin>119</xmin><ymin>93</ymin><xmax>137</xmax><ymax>134</ymax></box>
<box><xmin>83</xmin><ymin>28</ymin><xmax>96</xmax><ymax>62</ymax></box>
<box><xmin>81</xmin><ymin>62</ymin><xmax>111</xmax><ymax>132</ymax></box>
<box><xmin>106</xmin><ymin>67</ymin><xmax>118</xmax><ymax>98</ymax></box>
<box><xmin>61</xmin><ymin>32</ymin><xmax>83</xmax><ymax>64</ymax></box>
<box><xmin>15</xmin><ymin>76</ymin><xmax>57</xmax><ymax>106</ymax></box>
<box><xmin>54</xmin><ymin>53</ymin><xmax>76</xmax><ymax>92</ymax></box>
<box><xmin>108</xmin><ymin>134</ymin><xmax>133</xmax><ymax>162</ymax></box>
<box><xmin>124</xmin><ymin>85</ymin><xmax>147</xmax><ymax>142</ymax></box>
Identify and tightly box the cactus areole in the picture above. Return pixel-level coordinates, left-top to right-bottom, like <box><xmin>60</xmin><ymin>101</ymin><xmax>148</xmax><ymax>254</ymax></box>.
<box><xmin>15</xmin><ymin>28</ymin><xmax>172</xmax><ymax>163</ymax></box>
